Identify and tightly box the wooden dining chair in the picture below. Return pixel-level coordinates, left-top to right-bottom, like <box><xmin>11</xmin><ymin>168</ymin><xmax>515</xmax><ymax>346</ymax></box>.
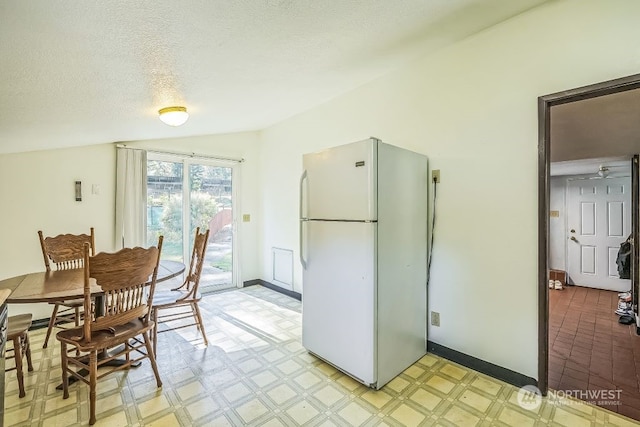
<box><xmin>152</xmin><ymin>227</ymin><xmax>210</xmax><ymax>356</ymax></box>
<box><xmin>5</xmin><ymin>314</ymin><xmax>34</xmax><ymax>398</ymax></box>
<box><xmin>56</xmin><ymin>237</ymin><xmax>163</xmax><ymax>425</ymax></box>
<box><xmin>38</xmin><ymin>227</ymin><xmax>96</xmax><ymax>349</ymax></box>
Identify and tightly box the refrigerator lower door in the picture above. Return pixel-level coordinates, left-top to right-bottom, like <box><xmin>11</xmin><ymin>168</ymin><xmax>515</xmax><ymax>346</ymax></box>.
<box><xmin>302</xmin><ymin>220</ymin><xmax>376</xmax><ymax>386</ymax></box>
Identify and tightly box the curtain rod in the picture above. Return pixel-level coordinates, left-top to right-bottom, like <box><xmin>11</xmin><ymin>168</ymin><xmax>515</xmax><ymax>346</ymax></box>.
<box><xmin>116</xmin><ymin>144</ymin><xmax>244</xmax><ymax>163</ymax></box>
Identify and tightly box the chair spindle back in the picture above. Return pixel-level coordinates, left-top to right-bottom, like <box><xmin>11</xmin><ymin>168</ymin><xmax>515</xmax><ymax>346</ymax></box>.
<box><xmin>182</xmin><ymin>227</ymin><xmax>210</xmax><ymax>296</ymax></box>
<box><xmin>82</xmin><ymin>236</ymin><xmax>163</xmax><ymax>342</ymax></box>
<box><xmin>39</xmin><ymin>228</ymin><xmax>95</xmax><ymax>271</ymax></box>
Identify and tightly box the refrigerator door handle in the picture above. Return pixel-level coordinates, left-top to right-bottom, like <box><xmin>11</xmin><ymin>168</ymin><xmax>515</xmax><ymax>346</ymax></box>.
<box><xmin>300</xmin><ymin>219</ymin><xmax>307</xmax><ymax>269</ymax></box>
<box><xmin>300</xmin><ymin>170</ymin><xmax>308</xmax><ymax>269</ymax></box>
<box><xmin>299</xmin><ymin>169</ymin><xmax>308</xmax><ymax>220</ymax></box>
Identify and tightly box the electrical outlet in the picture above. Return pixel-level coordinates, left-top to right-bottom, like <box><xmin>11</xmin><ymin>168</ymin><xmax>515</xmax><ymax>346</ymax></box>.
<box><xmin>431</xmin><ymin>311</ymin><xmax>440</xmax><ymax>327</ymax></box>
<box><xmin>432</xmin><ymin>169</ymin><xmax>440</xmax><ymax>183</ymax></box>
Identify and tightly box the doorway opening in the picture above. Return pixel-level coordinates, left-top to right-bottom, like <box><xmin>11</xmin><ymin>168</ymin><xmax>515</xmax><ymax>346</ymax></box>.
<box><xmin>146</xmin><ymin>152</ymin><xmax>239</xmax><ymax>292</ymax></box>
<box><xmin>539</xmin><ymin>73</ymin><xmax>640</xmax><ymax>420</ymax></box>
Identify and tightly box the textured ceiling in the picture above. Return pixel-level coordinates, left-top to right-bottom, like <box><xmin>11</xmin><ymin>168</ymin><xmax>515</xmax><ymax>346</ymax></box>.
<box><xmin>0</xmin><ymin>0</ymin><xmax>548</xmax><ymax>154</ymax></box>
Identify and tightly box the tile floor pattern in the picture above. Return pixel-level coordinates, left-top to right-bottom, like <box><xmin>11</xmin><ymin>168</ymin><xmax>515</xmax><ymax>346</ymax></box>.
<box><xmin>4</xmin><ymin>285</ymin><xmax>640</xmax><ymax>426</ymax></box>
<box><xmin>549</xmin><ymin>285</ymin><xmax>640</xmax><ymax>421</ymax></box>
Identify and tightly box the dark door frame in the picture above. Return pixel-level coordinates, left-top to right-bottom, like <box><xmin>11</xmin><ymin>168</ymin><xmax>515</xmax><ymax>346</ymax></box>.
<box><xmin>538</xmin><ymin>73</ymin><xmax>640</xmax><ymax>395</ymax></box>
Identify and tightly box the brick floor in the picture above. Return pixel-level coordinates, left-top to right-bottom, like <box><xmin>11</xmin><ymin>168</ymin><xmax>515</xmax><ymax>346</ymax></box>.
<box><xmin>549</xmin><ymin>284</ymin><xmax>640</xmax><ymax>420</ymax></box>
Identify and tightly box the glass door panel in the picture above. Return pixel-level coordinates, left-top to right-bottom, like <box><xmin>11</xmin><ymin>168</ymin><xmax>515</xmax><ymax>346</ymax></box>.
<box><xmin>147</xmin><ymin>153</ymin><xmax>237</xmax><ymax>292</ymax></box>
<box><xmin>147</xmin><ymin>160</ymin><xmax>184</xmax><ymax>262</ymax></box>
<box><xmin>189</xmin><ymin>163</ymin><xmax>233</xmax><ymax>291</ymax></box>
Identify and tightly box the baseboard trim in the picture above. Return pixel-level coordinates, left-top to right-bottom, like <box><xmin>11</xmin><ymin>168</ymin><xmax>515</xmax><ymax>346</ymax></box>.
<box><xmin>427</xmin><ymin>341</ymin><xmax>537</xmax><ymax>388</ymax></box>
<box><xmin>31</xmin><ymin>318</ymin><xmax>51</xmax><ymax>331</ymax></box>
<box><xmin>243</xmin><ymin>279</ymin><xmax>302</xmax><ymax>301</ymax></box>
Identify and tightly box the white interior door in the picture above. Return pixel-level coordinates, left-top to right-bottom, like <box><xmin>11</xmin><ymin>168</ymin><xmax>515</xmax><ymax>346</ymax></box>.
<box><xmin>567</xmin><ymin>177</ymin><xmax>631</xmax><ymax>291</ymax></box>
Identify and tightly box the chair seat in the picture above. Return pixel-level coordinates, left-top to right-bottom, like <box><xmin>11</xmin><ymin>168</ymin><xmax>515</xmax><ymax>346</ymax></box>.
<box><xmin>48</xmin><ymin>298</ymin><xmax>84</xmax><ymax>308</ymax></box>
<box><xmin>8</xmin><ymin>314</ymin><xmax>33</xmax><ymax>339</ymax></box>
<box><xmin>153</xmin><ymin>290</ymin><xmax>202</xmax><ymax>308</ymax></box>
<box><xmin>6</xmin><ymin>313</ymin><xmax>34</xmax><ymax>399</ymax></box>
<box><xmin>56</xmin><ymin>318</ymin><xmax>155</xmax><ymax>352</ymax></box>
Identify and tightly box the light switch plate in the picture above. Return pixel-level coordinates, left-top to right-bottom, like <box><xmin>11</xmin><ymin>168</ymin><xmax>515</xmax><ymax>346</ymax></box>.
<box><xmin>243</xmin><ymin>214</ymin><xmax>251</xmax><ymax>222</ymax></box>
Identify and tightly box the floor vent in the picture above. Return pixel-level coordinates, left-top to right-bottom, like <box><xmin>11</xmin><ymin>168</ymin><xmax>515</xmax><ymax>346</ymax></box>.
<box><xmin>272</xmin><ymin>247</ymin><xmax>293</xmax><ymax>290</ymax></box>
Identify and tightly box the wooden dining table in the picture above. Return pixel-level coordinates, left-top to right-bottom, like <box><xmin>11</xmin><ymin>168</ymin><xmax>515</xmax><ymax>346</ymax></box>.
<box><xmin>0</xmin><ymin>260</ymin><xmax>185</xmax><ymax>304</ymax></box>
<box><xmin>0</xmin><ymin>260</ymin><xmax>185</xmax><ymax>387</ymax></box>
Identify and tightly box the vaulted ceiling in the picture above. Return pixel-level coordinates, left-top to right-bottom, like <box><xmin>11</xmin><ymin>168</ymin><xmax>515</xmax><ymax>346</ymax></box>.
<box><xmin>0</xmin><ymin>0</ymin><xmax>548</xmax><ymax>154</ymax></box>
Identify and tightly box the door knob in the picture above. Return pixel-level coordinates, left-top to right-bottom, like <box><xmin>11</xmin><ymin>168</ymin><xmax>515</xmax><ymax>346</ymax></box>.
<box><xmin>570</xmin><ymin>236</ymin><xmax>578</xmax><ymax>242</ymax></box>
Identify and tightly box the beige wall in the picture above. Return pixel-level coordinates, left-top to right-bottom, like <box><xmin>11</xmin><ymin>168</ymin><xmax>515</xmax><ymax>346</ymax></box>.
<box><xmin>257</xmin><ymin>0</ymin><xmax>640</xmax><ymax>379</ymax></box>
<box><xmin>0</xmin><ymin>131</ymin><xmax>261</xmax><ymax>320</ymax></box>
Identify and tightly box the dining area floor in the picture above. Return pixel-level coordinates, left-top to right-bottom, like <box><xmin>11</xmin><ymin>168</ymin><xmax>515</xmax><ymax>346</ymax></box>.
<box><xmin>4</xmin><ymin>285</ymin><xmax>639</xmax><ymax>427</ymax></box>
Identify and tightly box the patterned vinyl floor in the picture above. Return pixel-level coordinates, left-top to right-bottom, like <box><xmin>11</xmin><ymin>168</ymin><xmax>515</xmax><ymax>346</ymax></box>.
<box><xmin>4</xmin><ymin>285</ymin><xmax>639</xmax><ymax>426</ymax></box>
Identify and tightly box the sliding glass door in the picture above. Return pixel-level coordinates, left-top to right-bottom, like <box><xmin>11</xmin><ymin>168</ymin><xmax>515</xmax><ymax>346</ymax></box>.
<box><xmin>147</xmin><ymin>153</ymin><xmax>237</xmax><ymax>291</ymax></box>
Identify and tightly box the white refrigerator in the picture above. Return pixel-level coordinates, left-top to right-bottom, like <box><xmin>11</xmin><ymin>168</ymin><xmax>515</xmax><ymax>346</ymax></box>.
<box><xmin>300</xmin><ymin>137</ymin><xmax>428</xmax><ymax>389</ymax></box>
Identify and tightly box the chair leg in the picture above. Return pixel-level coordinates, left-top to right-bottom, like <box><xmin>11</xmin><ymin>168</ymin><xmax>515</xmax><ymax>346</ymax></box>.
<box><xmin>192</xmin><ymin>302</ymin><xmax>208</xmax><ymax>346</ymax></box>
<box><xmin>61</xmin><ymin>342</ymin><xmax>69</xmax><ymax>399</ymax></box>
<box><xmin>23</xmin><ymin>332</ymin><xmax>33</xmax><ymax>372</ymax></box>
<box><xmin>143</xmin><ymin>331</ymin><xmax>162</xmax><ymax>388</ymax></box>
<box><xmin>89</xmin><ymin>350</ymin><xmax>97</xmax><ymax>425</ymax></box>
<box><xmin>152</xmin><ymin>308</ymin><xmax>158</xmax><ymax>357</ymax></box>
<box><xmin>74</xmin><ymin>307</ymin><xmax>80</xmax><ymax>327</ymax></box>
<box><xmin>12</xmin><ymin>336</ymin><xmax>25</xmax><ymax>398</ymax></box>
<box><xmin>43</xmin><ymin>304</ymin><xmax>59</xmax><ymax>348</ymax></box>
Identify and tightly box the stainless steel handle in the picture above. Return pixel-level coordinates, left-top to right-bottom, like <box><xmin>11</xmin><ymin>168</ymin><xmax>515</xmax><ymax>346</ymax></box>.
<box><xmin>299</xmin><ymin>170</ymin><xmax>308</xmax><ymax>269</ymax></box>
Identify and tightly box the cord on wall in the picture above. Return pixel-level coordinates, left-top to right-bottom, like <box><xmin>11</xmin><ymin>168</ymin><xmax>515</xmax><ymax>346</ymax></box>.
<box><xmin>427</xmin><ymin>175</ymin><xmax>438</xmax><ymax>287</ymax></box>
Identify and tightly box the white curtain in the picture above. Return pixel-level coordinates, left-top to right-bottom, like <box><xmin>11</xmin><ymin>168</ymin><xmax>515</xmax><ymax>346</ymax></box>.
<box><xmin>115</xmin><ymin>147</ymin><xmax>147</xmax><ymax>248</ymax></box>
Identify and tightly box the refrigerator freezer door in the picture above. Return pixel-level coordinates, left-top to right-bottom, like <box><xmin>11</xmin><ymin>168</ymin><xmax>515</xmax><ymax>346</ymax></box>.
<box><xmin>302</xmin><ymin>220</ymin><xmax>376</xmax><ymax>386</ymax></box>
<box><xmin>302</xmin><ymin>138</ymin><xmax>377</xmax><ymax>221</ymax></box>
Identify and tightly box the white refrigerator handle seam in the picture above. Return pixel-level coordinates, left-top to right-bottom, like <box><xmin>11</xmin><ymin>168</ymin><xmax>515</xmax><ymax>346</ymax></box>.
<box><xmin>299</xmin><ymin>170</ymin><xmax>308</xmax><ymax>269</ymax></box>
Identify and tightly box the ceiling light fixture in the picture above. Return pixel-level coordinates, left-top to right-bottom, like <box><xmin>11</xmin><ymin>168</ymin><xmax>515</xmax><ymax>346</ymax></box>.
<box><xmin>158</xmin><ymin>106</ymin><xmax>189</xmax><ymax>126</ymax></box>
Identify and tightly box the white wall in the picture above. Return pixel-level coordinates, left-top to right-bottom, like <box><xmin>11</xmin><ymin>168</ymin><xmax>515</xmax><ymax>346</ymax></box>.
<box><xmin>257</xmin><ymin>0</ymin><xmax>640</xmax><ymax>379</ymax></box>
<box><xmin>0</xmin><ymin>131</ymin><xmax>261</xmax><ymax>320</ymax></box>
<box><xmin>0</xmin><ymin>144</ymin><xmax>116</xmax><ymax>319</ymax></box>
<box><xmin>549</xmin><ymin>176</ymin><xmax>567</xmax><ymax>273</ymax></box>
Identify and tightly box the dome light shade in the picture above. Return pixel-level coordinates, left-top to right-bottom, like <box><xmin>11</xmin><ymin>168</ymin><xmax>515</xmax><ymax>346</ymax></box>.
<box><xmin>158</xmin><ymin>106</ymin><xmax>189</xmax><ymax>126</ymax></box>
